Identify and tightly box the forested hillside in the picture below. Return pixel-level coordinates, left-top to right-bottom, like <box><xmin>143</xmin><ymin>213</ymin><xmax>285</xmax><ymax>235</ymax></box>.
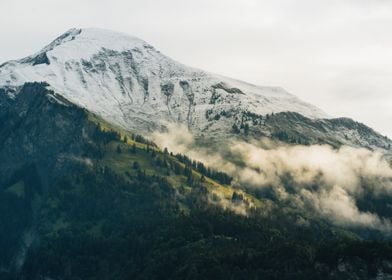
<box><xmin>0</xmin><ymin>83</ymin><xmax>392</xmax><ymax>279</ymax></box>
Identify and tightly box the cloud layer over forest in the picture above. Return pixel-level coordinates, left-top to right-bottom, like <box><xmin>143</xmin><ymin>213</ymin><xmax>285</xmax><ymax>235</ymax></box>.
<box><xmin>151</xmin><ymin>124</ymin><xmax>392</xmax><ymax>233</ymax></box>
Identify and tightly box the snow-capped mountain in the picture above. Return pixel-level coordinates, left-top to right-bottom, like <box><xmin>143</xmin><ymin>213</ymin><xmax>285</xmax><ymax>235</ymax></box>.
<box><xmin>0</xmin><ymin>28</ymin><xmax>391</xmax><ymax>153</ymax></box>
<box><xmin>0</xmin><ymin>28</ymin><xmax>327</xmax><ymax>132</ymax></box>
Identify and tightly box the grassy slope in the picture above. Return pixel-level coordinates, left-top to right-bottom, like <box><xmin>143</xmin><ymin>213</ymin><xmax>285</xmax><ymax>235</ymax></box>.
<box><xmin>86</xmin><ymin>113</ymin><xmax>361</xmax><ymax>241</ymax></box>
<box><xmin>88</xmin><ymin>113</ymin><xmax>263</xmax><ymax>211</ymax></box>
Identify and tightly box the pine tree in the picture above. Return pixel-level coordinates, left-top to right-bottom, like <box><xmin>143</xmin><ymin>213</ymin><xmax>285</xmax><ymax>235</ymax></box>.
<box><xmin>132</xmin><ymin>161</ymin><xmax>140</xmax><ymax>170</ymax></box>
<box><xmin>244</xmin><ymin>123</ymin><xmax>249</xmax><ymax>135</ymax></box>
<box><xmin>232</xmin><ymin>123</ymin><xmax>240</xmax><ymax>134</ymax></box>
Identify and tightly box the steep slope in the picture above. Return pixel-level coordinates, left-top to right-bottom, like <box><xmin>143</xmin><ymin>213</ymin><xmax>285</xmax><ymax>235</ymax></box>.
<box><xmin>0</xmin><ymin>82</ymin><xmax>243</xmax><ymax>206</ymax></box>
<box><xmin>2</xmin><ymin>83</ymin><xmax>392</xmax><ymax>280</ymax></box>
<box><xmin>227</xmin><ymin>111</ymin><xmax>392</xmax><ymax>152</ymax></box>
<box><xmin>0</xmin><ymin>82</ymin><xmax>254</xmax><ymax>275</ymax></box>
<box><xmin>0</xmin><ymin>28</ymin><xmax>327</xmax><ymax>134</ymax></box>
<box><xmin>1</xmin><ymin>28</ymin><xmax>390</xmax><ymax>154</ymax></box>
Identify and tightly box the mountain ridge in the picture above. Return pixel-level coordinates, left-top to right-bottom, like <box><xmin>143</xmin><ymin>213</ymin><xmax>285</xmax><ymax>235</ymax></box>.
<box><xmin>0</xmin><ymin>28</ymin><xmax>391</xmax><ymax>155</ymax></box>
<box><xmin>0</xmin><ymin>28</ymin><xmax>328</xmax><ymax>130</ymax></box>
<box><xmin>1</xmin><ymin>28</ymin><xmax>392</xmax><ymax>278</ymax></box>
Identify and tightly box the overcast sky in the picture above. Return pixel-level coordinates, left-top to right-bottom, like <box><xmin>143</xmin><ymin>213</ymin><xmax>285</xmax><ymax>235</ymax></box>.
<box><xmin>1</xmin><ymin>0</ymin><xmax>391</xmax><ymax>137</ymax></box>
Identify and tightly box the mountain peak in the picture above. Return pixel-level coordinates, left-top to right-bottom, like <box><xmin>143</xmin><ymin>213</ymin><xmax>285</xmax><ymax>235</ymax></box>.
<box><xmin>0</xmin><ymin>28</ymin><xmax>329</xmax><ymax>136</ymax></box>
<box><xmin>44</xmin><ymin>28</ymin><xmax>82</xmax><ymax>51</ymax></box>
<box><xmin>26</xmin><ymin>28</ymin><xmax>153</xmax><ymax>64</ymax></box>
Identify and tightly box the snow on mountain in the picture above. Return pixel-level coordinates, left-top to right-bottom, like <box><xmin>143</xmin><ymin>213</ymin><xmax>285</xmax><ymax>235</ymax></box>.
<box><xmin>0</xmin><ymin>28</ymin><xmax>328</xmax><ymax>135</ymax></box>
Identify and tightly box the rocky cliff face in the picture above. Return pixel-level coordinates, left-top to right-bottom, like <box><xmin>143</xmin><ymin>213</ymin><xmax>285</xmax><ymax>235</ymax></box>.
<box><xmin>1</xmin><ymin>28</ymin><xmax>390</xmax><ymax>154</ymax></box>
<box><xmin>224</xmin><ymin>111</ymin><xmax>392</xmax><ymax>152</ymax></box>
<box><xmin>0</xmin><ymin>29</ymin><xmax>326</xmax><ymax>133</ymax></box>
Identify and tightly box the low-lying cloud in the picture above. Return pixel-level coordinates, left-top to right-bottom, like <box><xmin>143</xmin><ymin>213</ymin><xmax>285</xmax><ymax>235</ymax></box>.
<box><xmin>151</xmin><ymin>124</ymin><xmax>392</xmax><ymax>233</ymax></box>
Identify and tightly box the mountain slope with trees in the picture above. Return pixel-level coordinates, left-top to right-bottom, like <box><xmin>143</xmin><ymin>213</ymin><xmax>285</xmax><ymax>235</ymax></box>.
<box><xmin>0</xmin><ymin>83</ymin><xmax>392</xmax><ymax>280</ymax></box>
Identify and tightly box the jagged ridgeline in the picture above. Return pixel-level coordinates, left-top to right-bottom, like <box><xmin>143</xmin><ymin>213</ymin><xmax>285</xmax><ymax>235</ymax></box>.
<box><xmin>0</xmin><ymin>82</ymin><xmax>392</xmax><ymax>279</ymax></box>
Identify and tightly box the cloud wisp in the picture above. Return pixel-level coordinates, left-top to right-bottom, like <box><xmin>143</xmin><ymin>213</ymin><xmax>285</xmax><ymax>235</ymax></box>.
<box><xmin>151</xmin><ymin>124</ymin><xmax>392</xmax><ymax>233</ymax></box>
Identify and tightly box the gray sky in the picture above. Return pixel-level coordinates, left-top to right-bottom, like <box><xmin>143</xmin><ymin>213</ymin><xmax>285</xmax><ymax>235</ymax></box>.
<box><xmin>1</xmin><ymin>0</ymin><xmax>391</xmax><ymax>137</ymax></box>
